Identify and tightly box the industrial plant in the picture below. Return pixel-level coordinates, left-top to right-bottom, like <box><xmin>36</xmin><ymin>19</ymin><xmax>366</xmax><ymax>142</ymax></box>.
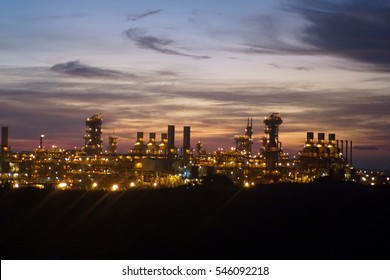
<box><xmin>0</xmin><ymin>113</ymin><xmax>388</xmax><ymax>190</ymax></box>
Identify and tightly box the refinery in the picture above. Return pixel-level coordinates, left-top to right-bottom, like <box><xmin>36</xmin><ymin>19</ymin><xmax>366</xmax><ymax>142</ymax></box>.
<box><xmin>0</xmin><ymin>113</ymin><xmax>388</xmax><ymax>190</ymax></box>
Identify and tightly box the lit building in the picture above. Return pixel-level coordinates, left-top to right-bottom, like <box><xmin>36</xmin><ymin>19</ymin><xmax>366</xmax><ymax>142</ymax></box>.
<box><xmin>107</xmin><ymin>135</ymin><xmax>118</xmax><ymax>156</ymax></box>
<box><xmin>297</xmin><ymin>132</ymin><xmax>352</xmax><ymax>182</ymax></box>
<box><xmin>234</xmin><ymin>118</ymin><xmax>253</xmax><ymax>155</ymax></box>
<box><xmin>84</xmin><ymin>115</ymin><xmax>103</xmax><ymax>156</ymax></box>
<box><xmin>1</xmin><ymin>127</ymin><xmax>10</xmax><ymax>175</ymax></box>
<box><xmin>1</xmin><ymin>113</ymin><xmax>370</xmax><ymax>189</ymax></box>
<box><xmin>261</xmin><ymin>113</ymin><xmax>284</xmax><ymax>177</ymax></box>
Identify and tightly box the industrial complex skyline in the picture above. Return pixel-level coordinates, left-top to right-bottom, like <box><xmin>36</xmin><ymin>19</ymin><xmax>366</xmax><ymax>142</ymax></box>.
<box><xmin>0</xmin><ymin>0</ymin><xmax>389</xmax><ymax>170</ymax></box>
<box><xmin>6</xmin><ymin>113</ymin><xmax>382</xmax><ymax>189</ymax></box>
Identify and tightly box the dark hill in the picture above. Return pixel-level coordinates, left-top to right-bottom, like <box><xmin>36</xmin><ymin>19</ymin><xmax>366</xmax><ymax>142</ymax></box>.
<box><xmin>1</xmin><ymin>182</ymin><xmax>389</xmax><ymax>259</ymax></box>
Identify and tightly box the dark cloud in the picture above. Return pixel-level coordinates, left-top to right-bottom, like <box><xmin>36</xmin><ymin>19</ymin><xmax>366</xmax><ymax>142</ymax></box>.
<box><xmin>126</xmin><ymin>9</ymin><xmax>162</xmax><ymax>21</ymax></box>
<box><xmin>51</xmin><ymin>60</ymin><xmax>136</xmax><ymax>78</ymax></box>
<box><xmin>231</xmin><ymin>1</ymin><xmax>390</xmax><ymax>71</ymax></box>
<box><xmin>288</xmin><ymin>0</ymin><xmax>390</xmax><ymax>71</ymax></box>
<box><xmin>1</xmin><ymin>66</ymin><xmax>390</xmax><ymax>167</ymax></box>
<box><xmin>294</xmin><ymin>66</ymin><xmax>310</xmax><ymax>71</ymax></box>
<box><xmin>40</xmin><ymin>13</ymin><xmax>87</xmax><ymax>20</ymax></box>
<box><xmin>155</xmin><ymin>70</ymin><xmax>179</xmax><ymax>77</ymax></box>
<box><xmin>124</xmin><ymin>28</ymin><xmax>210</xmax><ymax>59</ymax></box>
<box><xmin>269</xmin><ymin>63</ymin><xmax>282</xmax><ymax>69</ymax></box>
<box><xmin>354</xmin><ymin>146</ymin><xmax>379</xmax><ymax>151</ymax></box>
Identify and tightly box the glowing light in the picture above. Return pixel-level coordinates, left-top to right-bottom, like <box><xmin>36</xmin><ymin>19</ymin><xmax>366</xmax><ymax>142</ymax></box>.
<box><xmin>13</xmin><ymin>183</ymin><xmax>19</xmax><ymax>188</ymax></box>
<box><xmin>112</xmin><ymin>184</ymin><xmax>119</xmax><ymax>191</ymax></box>
<box><xmin>130</xmin><ymin>182</ymin><xmax>135</xmax><ymax>187</ymax></box>
<box><xmin>92</xmin><ymin>182</ymin><xmax>97</xmax><ymax>188</ymax></box>
<box><xmin>58</xmin><ymin>182</ymin><xmax>67</xmax><ymax>189</ymax></box>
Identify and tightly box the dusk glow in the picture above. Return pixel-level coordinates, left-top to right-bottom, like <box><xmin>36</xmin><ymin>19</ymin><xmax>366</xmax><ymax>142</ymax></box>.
<box><xmin>1</xmin><ymin>0</ymin><xmax>389</xmax><ymax>169</ymax></box>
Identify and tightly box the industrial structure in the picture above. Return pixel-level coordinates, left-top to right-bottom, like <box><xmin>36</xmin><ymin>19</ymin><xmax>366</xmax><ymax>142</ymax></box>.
<box><xmin>234</xmin><ymin>118</ymin><xmax>253</xmax><ymax>155</ymax></box>
<box><xmin>261</xmin><ymin>113</ymin><xmax>284</xmax><ymax>179</ymax></box>
<box><xmin>1</xmin><ymin>127</ymin><xmax>10</xmax><ymax>175</ymax></box>
<box><xmin>1</xmin><ymin>113</ymin><xmax>388</xmax><ymax>190</ymax></box>
<box><xmin>83</xmin><ymin>114</ymin><xmax>103</xmax><ymax>156</ymax></box>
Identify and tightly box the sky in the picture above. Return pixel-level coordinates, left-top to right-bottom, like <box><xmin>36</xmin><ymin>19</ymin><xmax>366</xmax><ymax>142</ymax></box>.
<box><xmin>0</xmin><ymin>0</ymin><xmax>389</xmax><ymax>169</ymax></box>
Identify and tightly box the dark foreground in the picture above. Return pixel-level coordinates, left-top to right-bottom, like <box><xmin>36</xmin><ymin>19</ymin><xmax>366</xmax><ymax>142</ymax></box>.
<box><xmin>1</xmin><ymin>181</ymin><xmax>390</xmax><ymax>260</ymax></box>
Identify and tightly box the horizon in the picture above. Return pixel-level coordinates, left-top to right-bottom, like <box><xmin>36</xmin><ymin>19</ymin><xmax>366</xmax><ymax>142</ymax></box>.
<box><xmin>1</xmin><ymin>0</ymin><xmax>389</xmax><ymax>170</ymax></box>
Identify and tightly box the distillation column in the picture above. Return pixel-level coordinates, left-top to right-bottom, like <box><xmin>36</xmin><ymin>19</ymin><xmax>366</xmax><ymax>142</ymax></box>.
<box><xmin>84</xmin><ymin>115</ymin><xmax>103</xmax><ymax>156</ymax></box>
<box><xmin>262</xmin><ymin>113</ymin><xmax>283</xmax><ymax>174</ymax></box>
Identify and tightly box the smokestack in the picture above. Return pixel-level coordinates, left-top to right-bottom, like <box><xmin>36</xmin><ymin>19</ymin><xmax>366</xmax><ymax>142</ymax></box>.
<box><xmin>1</xmin><ymin>127</ymin><xmax>8</xmax><ymax>151</ymax></box>
<box><xmin>168</xmin><ymin>125</ymin><xmax>175</xmax><ymax>154</ymax></box>
<box><xmin>306</xmin><ymin>132</ymin><xmax>314</xmax><ymax>144</ymax></box>
<box><xmin>345</xmin><ymin>140</ymin><xmax>349</xmax><ymax>164</ymax></box>
<box><xmin>328</xmin><ymin>133</ymin><xmax>336</xmax><ymax>143</ymax></box>
<box><xmin>183</xmin><ymin>126</ymin><xmax>190</xmax><ymax>151</ymax></box>
<box><xmin>39</xmin><ymin>134</ymin><xmax>44</xmax><ymax>149</ymax></box>
<box><xmin>149</xmin><ymin>133</ymin><xmax>156</xmax><ymax>143</ymax></box>
<box><xmin>336</xmin><ymin>140</ymin><xmax>339</xmax><ymax>157</ymax></box>
<box><xmin>341</xmin><ymin>140</ymin><xmax>344</xmax><ymax>156</ymax></box>
<box><xmin>350</xmin><ymin>140</ymin><xmax>353</xmax><ymax>167</ymax></box>
<box><xmin>136</xmin><ymin>132</ymin><xmax>144</xmax><ymax>143</ymax></box>
<box><xmin>318</xmin><ymin>133</ymin><xmax>325</xmax><ymax>145</ymax></box>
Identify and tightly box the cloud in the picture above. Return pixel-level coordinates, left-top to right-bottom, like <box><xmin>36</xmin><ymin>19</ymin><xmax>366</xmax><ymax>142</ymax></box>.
<box><xmin>51</xmin><ymin>60</ymin><xmax>136</xmax><ymax>78</ymax></box>
<box><xmin>124</xmin><ymin>28</ymin><xmax>210</xmax><ymax>59</ymax></box>
<box><xmin>126</xmin><ymin>9</ymin><xmax>162</xmax><ymax>21</ymax></box>
<box><xmin>354</xmin><ymin>146</ymin><xmax>379</xmax><ymax>151</ymax></box>
<box><xmin>288</xmin><ymin>0</ymin><xmax>390</xmax><ymax>71</ymax></box>
<box><xmin>1</xmin><ymin>65</ymin><xmax>390</xmax><ymax>168</ymax></box>
<box><xmin>227</xmin><ymin>1</ymin><xmax>390</xmax><ymax>72</ymax></box>
<box><xmin>269</xmin><ymin>63</ymin><xmax>282</xmax><ymax>69</ymax></box>
<box><xmin>40</xmin><ymin>13</ymin><xmax>88</xmax><ymax>20</ymax></box>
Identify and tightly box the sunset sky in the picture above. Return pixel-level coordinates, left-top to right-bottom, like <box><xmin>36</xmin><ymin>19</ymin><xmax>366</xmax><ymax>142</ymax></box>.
<box><xmin>0</xmin><ymin>0</ymin><xmax>389</xmax><ymax>169</ymax></box>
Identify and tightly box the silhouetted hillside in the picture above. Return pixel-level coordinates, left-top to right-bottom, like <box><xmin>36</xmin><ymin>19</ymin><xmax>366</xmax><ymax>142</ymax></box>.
<box><xmin>1</xmin><ymin>182</ymin><xmax>389</xmax><ymax>259</ymax></box>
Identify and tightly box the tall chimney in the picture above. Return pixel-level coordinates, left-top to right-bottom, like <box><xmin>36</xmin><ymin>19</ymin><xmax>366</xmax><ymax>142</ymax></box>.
<box><xmin>345</xmin><ymin>140</ymin><xmax>349</xmax><ymax>164</ymax></box>
<box><xmin>183</xmin><ymin>126</ymin><xmax>191</xmax><ymax>162</ymax></box>
<box><xmin>149</xmin><ymin>133</ymin><xmax>156</xmax><ymax>143</ymax></box>
<box><xmin>168</xmin><ymin>125</ymin><xmax>175</xmax><ymax>154</ymax></box>
<box><xmin>183</xmin><ymin>126</ymin><xmax>190</xmax><ymax>152</ymax></box>
<box><xmin>318</xmin><ymin>133</ymin><xmax>325</xmax><ymax>145</ymax></box>
<box><xmin>1</xmin><ymin>127</ymin><xmax>8</xmax><ymax>152</ymax></box>
<box><xmin>350</xmin><ymin>140</ymin><xmax>353</xmax><ymax>167</ymax></box>
<box><xmin>136</xmin><ymin>132</ymin><xmax>144</xmax><ymax>143</ymax></box>
<box><xmin>306</xmin><ymin>132</ymin><xmax>314</xmax><ymax>145</ymax></box>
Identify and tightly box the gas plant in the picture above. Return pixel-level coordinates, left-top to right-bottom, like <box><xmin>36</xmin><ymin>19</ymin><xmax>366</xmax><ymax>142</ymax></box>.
<box><xmin>1</xmin><ymin>113</ymin><xmax>384</xmax><ymax>190</ymax></box>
